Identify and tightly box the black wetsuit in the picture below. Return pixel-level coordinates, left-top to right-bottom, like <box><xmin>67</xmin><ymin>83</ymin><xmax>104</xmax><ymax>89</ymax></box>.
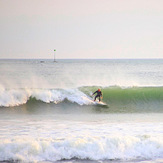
<box><xmin>93</xmin><ymin>90</ymin><xmax>102</xmax><ymax>102</ymax></box>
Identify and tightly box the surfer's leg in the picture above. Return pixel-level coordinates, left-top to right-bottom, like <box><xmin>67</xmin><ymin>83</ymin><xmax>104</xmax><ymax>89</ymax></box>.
<box><xmin>99</xmin><ymin>96</ymin><xmax>101</xmax><ymax>102</ymax></box>
<box><xmin>94</xmin><ymin>95</ymin><xmax>98</xmax><ymax>101</ymax></box>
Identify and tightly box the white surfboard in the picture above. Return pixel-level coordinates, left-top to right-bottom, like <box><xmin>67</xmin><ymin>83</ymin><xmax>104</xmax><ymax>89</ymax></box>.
<box><xmin>94</xmin><ymin>100</ymin><xmax>107</xmax><ymax>106</ymax></box>
<box><xmin>82</xmin><ymin>96</ymin><xmax>107</xmax><ymax>106</ymax></box>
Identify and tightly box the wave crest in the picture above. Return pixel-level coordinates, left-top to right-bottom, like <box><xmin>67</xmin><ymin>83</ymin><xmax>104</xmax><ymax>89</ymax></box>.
<box><xmin>0</xmin><ymin>88</ymin><xmax>93</xmax><ymax>107</ymax></box>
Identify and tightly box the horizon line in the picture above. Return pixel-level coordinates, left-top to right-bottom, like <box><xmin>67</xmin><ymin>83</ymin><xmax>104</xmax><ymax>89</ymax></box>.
<box><xmin>0</xmin><ymin>58</ymin><xmax>163</xmax><ymax>60</ymax></box>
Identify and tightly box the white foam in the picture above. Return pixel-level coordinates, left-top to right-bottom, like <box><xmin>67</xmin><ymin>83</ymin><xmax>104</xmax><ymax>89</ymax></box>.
<box><xmin>0</xmin><ymin>133</ymin><xmax>163</xmax><ymax>162</ymax></box>
<box><xmin>0</xmin><ymin>88</ymin><xmax>30</xmax><ymax>107</ymax></box>
<box><xmin>0</xmin><ymin>88</ymin><xmax>94</xmax><ymax>107</ymax></box>
<box><xmin>0</xmin><ymin>111</ymin><xmax>163</xmax><ymax>162</ymax></box>
<box><xmin>31</xmin><ymin>88</ymin><xmax>93</xmax><ymax>105</ymax></box>
<box><xmin>0</xmin><ymin>120</ymin><xmax>163</xmax><ymax>162</ymax></box>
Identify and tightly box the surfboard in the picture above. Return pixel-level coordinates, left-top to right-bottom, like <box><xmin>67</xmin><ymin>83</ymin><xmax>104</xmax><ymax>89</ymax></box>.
<box><xmin>94</xmin><ymin>100</ymin><xmax>107</xmax><ymax>106</ymax></box>
<box><xmin>82</xmin><ymin>96</ymin><xmax>107</xmax><ymax>106</ymax></box>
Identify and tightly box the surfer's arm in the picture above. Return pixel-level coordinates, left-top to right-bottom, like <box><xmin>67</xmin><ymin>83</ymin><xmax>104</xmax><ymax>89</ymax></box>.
<box><xmin>92</xmin><ymin>91</ymin><xmax>97</xmax><ymax>96</ymax></box>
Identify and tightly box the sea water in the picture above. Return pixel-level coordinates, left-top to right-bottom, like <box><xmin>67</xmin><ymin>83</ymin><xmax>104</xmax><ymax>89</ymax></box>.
<box><xmin>0</xmin><ymin>59</ymin><xmax>163</xmax><ymax>163</ymax></box>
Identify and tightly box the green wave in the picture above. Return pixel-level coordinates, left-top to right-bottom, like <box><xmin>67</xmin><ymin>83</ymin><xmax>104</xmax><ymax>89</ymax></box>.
<box><xmin>80</xmin><ymin>86</ymin><xmax>163</xmax><ymax>113</ymax></box>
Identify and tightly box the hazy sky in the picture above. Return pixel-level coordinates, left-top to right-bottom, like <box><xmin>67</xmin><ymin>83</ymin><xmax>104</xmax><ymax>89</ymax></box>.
<box><xmin>0</xmin><ymin>0</ymin><xmax>163</xmax><ymax>59</ymax></box>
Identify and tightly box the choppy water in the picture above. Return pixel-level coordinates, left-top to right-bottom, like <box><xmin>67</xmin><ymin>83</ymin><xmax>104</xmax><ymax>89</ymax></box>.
<box><xmin>0</xmin><ymin>59</ymin><xmax>163</xmax><ymax>162</ymax></box>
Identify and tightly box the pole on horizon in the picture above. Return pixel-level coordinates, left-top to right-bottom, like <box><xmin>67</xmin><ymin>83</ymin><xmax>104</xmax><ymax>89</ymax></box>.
<box><xmin>54</xmin><ymin>49</ymin><xmax>57</xmax><ymax>62</ymax></box>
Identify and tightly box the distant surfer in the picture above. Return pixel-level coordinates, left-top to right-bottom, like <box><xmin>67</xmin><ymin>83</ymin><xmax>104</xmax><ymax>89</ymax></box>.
<box><xmin>92</xmin><ymin>89</ymin><xmax>103</xmax><ymax>102</ymax></box>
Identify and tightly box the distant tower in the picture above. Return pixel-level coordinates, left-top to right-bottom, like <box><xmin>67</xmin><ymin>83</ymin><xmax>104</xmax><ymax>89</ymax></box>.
<box><xmin>54</xmin><ymin>49</ymin><xmax>57</xmax><ymax>62</ymax></box>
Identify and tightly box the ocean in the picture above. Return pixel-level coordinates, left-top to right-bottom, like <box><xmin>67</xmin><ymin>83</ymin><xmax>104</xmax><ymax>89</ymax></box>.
<box><xmin>0</xmin><ymin>59</ymin><xmax>163</xmax><ymax>163</ymax></box>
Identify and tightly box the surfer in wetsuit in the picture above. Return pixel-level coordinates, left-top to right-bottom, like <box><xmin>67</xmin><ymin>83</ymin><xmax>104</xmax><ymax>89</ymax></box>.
<box><xmin>92</xmin><ymin>89</ymin><xmax>103</xmax><ymax>102</ymax></box>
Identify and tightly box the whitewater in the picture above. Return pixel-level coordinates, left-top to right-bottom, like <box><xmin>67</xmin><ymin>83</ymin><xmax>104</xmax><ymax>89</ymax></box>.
<box><xmin>0</xmin><ymin>59</ymin><xmax>163</xmax><ymax>163</ymax></box>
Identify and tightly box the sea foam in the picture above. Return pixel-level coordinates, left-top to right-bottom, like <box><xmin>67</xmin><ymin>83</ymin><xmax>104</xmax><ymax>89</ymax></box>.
<box><xmin>0</xmin><ymin>134</ymin><xmax>163</xmax><ymax>162</ymax></box>
<box><xmin>1</xmin><ymin>120</ymin><xmax>163</xmax><ymax>162</ymax></box>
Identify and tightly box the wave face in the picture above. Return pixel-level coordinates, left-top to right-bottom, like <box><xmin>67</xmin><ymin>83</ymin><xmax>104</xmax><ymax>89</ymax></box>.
<box><xmin>1</xmin><ymin>86</ymin><xmax>163</xmax><ymax>113</ymax></box>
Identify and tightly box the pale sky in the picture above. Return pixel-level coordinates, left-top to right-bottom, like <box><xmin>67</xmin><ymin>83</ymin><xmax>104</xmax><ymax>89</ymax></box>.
<box><xmin>0</xmin><ymin>0</ymin><xmax>163</xmax><ymax>59</ymax></box>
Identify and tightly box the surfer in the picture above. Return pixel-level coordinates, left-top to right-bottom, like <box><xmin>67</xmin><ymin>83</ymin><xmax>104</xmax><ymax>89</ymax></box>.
<box><xmin>92</xmin><ymin>89</ymin><xmax>103</xmax><ymax>102</ymax></box>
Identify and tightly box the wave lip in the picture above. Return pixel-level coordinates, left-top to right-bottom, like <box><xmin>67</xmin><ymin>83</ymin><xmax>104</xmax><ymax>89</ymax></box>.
<box><xmin>32</xmin><ymin>88</ymin><xmax>95</xmax><ymax>106</ymax></box>
<box><xmin>0</xmin><ymin>88</ymin><xmax>94</xmax><ymax>107</ymax></box>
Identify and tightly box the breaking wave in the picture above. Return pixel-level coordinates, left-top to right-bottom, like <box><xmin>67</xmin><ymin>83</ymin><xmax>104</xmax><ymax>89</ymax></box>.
<box><xmin>0</xmin><ymin>87</ymin><xmax>93</xmax><ymax>107</ymax></box>
<box><xmin>0</xmin><ymin>86</ymin><xmax>163</xmax><ymax>112</ymax></box>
